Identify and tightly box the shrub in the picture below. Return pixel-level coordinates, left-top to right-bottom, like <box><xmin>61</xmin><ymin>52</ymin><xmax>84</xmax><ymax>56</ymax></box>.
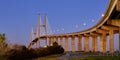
<box><xmin>5</xmin><ymin>43</ymin><xmax>64</xmax><ymax>60</ymax></box>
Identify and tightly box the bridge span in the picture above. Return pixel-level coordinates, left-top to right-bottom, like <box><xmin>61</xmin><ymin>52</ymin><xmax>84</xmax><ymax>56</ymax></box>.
<box><xmin>28</xmin><ymin>0</ymin><xmax>120</xmax><ymax>53</ymax></box>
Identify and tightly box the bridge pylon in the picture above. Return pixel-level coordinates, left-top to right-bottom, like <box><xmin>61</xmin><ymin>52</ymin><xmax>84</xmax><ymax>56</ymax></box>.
<box><xmin>28</xmin><ymin>13</ymin><xmax>48</xmax><ymax>49</ymax></box>
<box><xmin>36</xmin><ymin>13</ymin><xmax>40</xmax><ymax>48</ymax></box>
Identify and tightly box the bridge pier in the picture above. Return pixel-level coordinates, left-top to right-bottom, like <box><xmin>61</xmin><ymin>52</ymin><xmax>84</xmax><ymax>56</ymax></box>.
<box><xmin>36</xmin><ymin>41</ymin><xmax>40</xmax><ymax>48</ymax></box>
<box><xmin>92</xmin><ymin>36</ymin><xmax>98</xmax><ymax>52</ymax></box>
<box><xmin>109</xmin><ymin>30</ymin><xmax>114</xmax><ymax>53</ymax></box>
<box><xmin>103</xmin><ymin>36</ymin><xmax>107</xmax><ymax>53</ymax></box>
<box><xmin>78</xmin><ymin>35</ymin><xmax>82</xmax><ymax>51</ymax></box>
<box><xmin>48</xmin><ymin>37</ymin><xmax>51</xmax><ymax>46</ymax></box>
<box><xmin>51</xmin><ymin>37</ymin><xmax>54</xmax><ymax>46</ymax></box>
<box><xmin>94</xmin><ymin>36</ymin><xmax>98</xmax><ymax>52</ymax></box>
<box><xmin>71</xmin><ymin>36</ymin><xmax>75</xmax><ymax>52</ymax></box>
<box><xmin>65</xmin><ymin>36</ymin><xmax>68</xmax><ymax>51</ymax></box>
<box><xmin>55</xmin><ymin>37</ymin><xmax>58</xmax><ymax>43</ymax></box>
<box><xmin>97</xmin><ymin>29</ymin><xmax>107</xmax><ymax>53</ymax></box>
<box><xmin>92</xmin><ymin>36</ymin><xmax>95</xmax><ymax>52</ymax></box>
<box><xmin>84</xmin><ymin>36</ymin><xmax>89</xmax><ymax>52</ymax></box>
<box><xmin>100</xmin><ymin>33</ymin><xmax>107</xmax><ymax>53</ymax></box>
<box><xmin>90</xmin><ymin>33</ymin><xmax>99</xmax><ymax>52</ymax></box>
<box><xmin>60</xmin><ymin>36</ymin><xmax>63</xmax><ymax>47</ymax></box>
<box><xmin>100</xmin><ymin>35</ymin><xmax>104</xmax><ymax>52</ymax></box>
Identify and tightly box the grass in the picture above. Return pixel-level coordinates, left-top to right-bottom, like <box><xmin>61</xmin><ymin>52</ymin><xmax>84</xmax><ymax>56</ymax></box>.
<box><xmin>69</xmin><ymin>56</ymin><xmax>120</xmax><ymax>60</ymax></box>
<box><xmin>33</xmin><ymin>56</ymin><xmax>120</xmax><ymax>60</ymax></box>
<box><xmin>32</xmin><ymin>54</ymin><xmax>63</xmax><ymax>60</ymax></box>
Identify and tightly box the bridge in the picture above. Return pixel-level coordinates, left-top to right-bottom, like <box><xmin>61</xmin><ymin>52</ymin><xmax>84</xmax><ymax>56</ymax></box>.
<box><xmin>28</xmin><ymin>0</ymin><xmax>120</xmax><ymax>53</ymax></box>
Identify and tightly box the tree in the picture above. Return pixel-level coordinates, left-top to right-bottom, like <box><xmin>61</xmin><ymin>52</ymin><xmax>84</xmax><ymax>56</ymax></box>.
<box><xmin>0</xmin><ymin>33</ymin><xmax>7</xmax><ymax>50</ymax></box>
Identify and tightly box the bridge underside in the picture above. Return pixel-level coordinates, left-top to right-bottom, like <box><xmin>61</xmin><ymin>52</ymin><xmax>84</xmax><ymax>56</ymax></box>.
<box><xmin>28</xmin><ymin>0</ymin><xmax>120</xmax><ymax>53</ymax></box>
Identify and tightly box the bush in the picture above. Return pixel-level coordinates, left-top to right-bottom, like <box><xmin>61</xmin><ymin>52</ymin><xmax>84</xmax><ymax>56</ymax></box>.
<box><xmin>5</xmin><ymin>43</ymin><xmax>64</xmax><ymax>60</ymax></box>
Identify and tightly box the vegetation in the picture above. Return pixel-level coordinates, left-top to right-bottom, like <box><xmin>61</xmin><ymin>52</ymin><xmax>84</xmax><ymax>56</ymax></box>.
<box><xmin>0</xmin><ymin>33</ymin><xmax>8</xmax><ymax>51</ymax></box>
<box><xmin>0</xmin><ymin>33</ymin><xmax>8</xmax><ymax>60</ymax></box>
<box><xmin>33</xmin><ymin>55</ymin><xmax>120</xmax><ymax>60</ymax></box>
<box><xmin>4</xmin><ymin>42</ymin><xmax>64</xmax><ymax>60</ymax></box>
<box><xmin>0</xmin><ymin>33</ymin><xmax>64</xmax><ymax>60</ymax></box>
<box><xmin>65</xmin><ymin>56</ymin><xmax>120</xmax><ymax>60</ymax></box>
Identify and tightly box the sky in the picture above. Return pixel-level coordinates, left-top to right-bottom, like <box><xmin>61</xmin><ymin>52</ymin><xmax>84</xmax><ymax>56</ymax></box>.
<box><xmin>1</xmin><ymin>0</ymin><xmax>116</xmax><ymax>49</ymax></box>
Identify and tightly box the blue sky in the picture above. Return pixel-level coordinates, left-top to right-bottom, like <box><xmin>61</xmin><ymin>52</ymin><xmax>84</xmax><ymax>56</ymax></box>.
<box><xmin>0</xmin><ymin>0</ymin><xmax>112</xmax><ymax>47</ymax></box>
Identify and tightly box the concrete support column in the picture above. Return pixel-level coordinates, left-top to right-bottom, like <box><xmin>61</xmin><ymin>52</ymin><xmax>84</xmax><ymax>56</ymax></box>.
<box><xmin>45</xmin><ymin>38</ymin><xmax>47</xmax><ymax>46</ymax></box>
<box><xmin>51</xmin><ymin>37</ymin><xmax>54</xmax><ymax>45</ymax></box>
<box><xmin>109</xmin><ymin>30</ymin><xmax>114</xmax><ymax>53</ymax></box>
<box><xmin>100</xmin><ymin>35</ymin><xmax>103</xmax><ymax>52</ymax></box>
<box><xmin>78</xmin><ymin>35</ymin><xmax>82</xmax><ymax>51</ymax></box>
<box><xmin>56</xmin><ymin>37</ymin><xmax>58</xmax><ymax>43</ymax></box>
<box><xmin>92</xmin><ymin>36</ymin><xmax>95</xmax><ymax>52</ymax></box>
<box><xmin>103</xmin><ymin>34</ymin><xmax>107</xmax><ymax>53</ymax></box>
<box><xmin>94</xmin><ymin>36</ymin><xmax>98</xmax><ymax>52</ymax></box>
<box><xmin>92</xmin><ymin>36</ymin><xmax>97</xmax><ymax>52</ymax></box>
<box><xmin>36</xmin><ymin>40</ymin><xmax>40</xmax><ymax>48</ymax></box>
<box><xmin>84</xmin><ymin>36</ymin><xmax>89</xmax><ymax>52</ymax></box>
<box><xmin>100</xmin><ymin>33</ymin><xmax>107</xmax><ymax>53</ymax></box>
<box><xmin>48</xmin><ymin>37</ymin><xmax>52</xmax><ymax>46</ymax></box>
<box><xmin>60</xmin><ymin>36</ymin><xmax>63</xmax><ymax>46</ymax></box>
<box><xmin>71</xmin><ymin>36</ymin><xmax>75</xmax><ymax>52</ymax></box>
<box><xmin>65</xmin><ymin>36</ymin><xmax>68</xmax><ymax>51</ymax></box>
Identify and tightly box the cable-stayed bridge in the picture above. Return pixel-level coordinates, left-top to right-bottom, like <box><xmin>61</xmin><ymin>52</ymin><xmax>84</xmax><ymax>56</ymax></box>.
<box><xmin>28</xmin><ymin>0</ymin><xmax>120</xmax><ymax>53</ymax></box>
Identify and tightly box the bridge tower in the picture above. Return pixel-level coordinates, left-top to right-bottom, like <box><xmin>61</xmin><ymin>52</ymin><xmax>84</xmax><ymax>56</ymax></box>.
<box><xmin>41</xmin><ymin>13</ymin><xmax>48</xmax><ymax>47</ymax></box>
<box><xmin>36</xmin><ymin>13</ymin><xmax>40</xmax><ymax>48</ymax></box>
<box><xmin>29</xmin><ymin>13</ymin><xmax>48</xmax><ymax>48</ymax></box>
